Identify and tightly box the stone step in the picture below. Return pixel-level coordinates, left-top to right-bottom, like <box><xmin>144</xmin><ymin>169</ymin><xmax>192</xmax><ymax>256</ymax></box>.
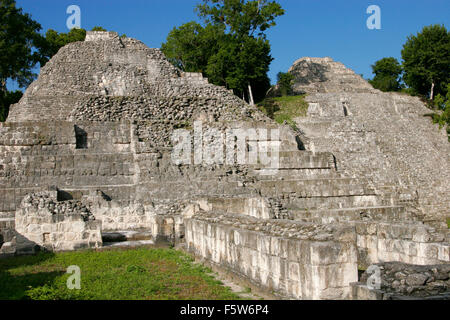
<box><xmin>101</xmin><ymin>240</ymin><xmax>156</xmax><ymax>248</ymax></box>
<box><xmin>258</xmin><ymin>178</ymin><xmax>375</xmax><ymax>198</ymax></box>
<box><xmin>101</xmin><ymin>230</ymin><xmax>153</xmax><ymax>243</ymax></box>
<box><xmin>290</xmin><ymin>206</ymin><xmax>415</xmax><ymax>224</ymax></box>
<box><xmin>0</xmin><ymin>218</ymin><xmax>15</xmax><ymax>230</ymax></box>
<box><xmin>273</xmin><ymin>151</ymin><xmax>335</xmax><ymax>170</ymax></box>
<box><xmin>0</xmin><ymin>212</ymin><xmax>15</xmax><ymax>219</ymax></box>
<box><xmin>285</xmin><ymin>194</ymin><xmax>383</xmax><ymax>211</ymax></box>
<box><xmin>251</xmin><ymin>168</ymin><xmax>340</xmax><ymax>180</ymax></box>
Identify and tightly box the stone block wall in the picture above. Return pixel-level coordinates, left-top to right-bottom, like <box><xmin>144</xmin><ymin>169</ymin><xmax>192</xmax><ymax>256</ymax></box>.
<box><xmin>186</xmin><ymin>212</ymin><xmax>358</xmax><ymax>300</ymax></box>
<box><xmin>296</xmin><ymin>92</ymin><xmax>450</xmax><ymax>227</ymax></box>
<box><xmin>13</xmin><ymin>191</ymin><xmax>102</xmax><ymax>253</ymax></box>
<box><xmin>89</xmin><ymin>195</ymin><xmax>185</xmax><ymax>240</ymax></box>
<box><xmin>354</xmin><ymin>221</ymin><xmax>450</xmax><ymax>267</ymax></box>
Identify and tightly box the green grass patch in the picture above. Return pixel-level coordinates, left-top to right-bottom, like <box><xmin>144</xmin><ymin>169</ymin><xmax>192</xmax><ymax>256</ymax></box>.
<box><xmin>258</xmin><ymin>95</ymin><xmax>308</xmax><ymax>130</ymax></box>
<box><xmin>447</xmin><ymin>218</ymin><xmax>450</xmax><ymax>229</ymax></box>
<box><xmin>0</xmin><ymin>248</ymin><xmax>240</xmax><ymax>300</ymax></box>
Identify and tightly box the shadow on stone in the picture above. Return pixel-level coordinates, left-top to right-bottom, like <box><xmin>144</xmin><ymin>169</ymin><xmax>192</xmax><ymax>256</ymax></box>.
<box><xmin>290</xmin><ymin>61</ymin><xmax>329</xmax><ymax>86</ymax></box>
<box><xmin>74</xmin><ymin>125</ymin><xmax>88</xmax><ymax>149</ymax></box>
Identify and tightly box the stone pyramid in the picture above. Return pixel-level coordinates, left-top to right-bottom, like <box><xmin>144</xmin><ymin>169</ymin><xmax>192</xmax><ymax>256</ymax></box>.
<box><xmin>0</xmin><ymin>33</ymin><xmax>448</xmax><ymax>300</ymax></box>
<box><xmin>8</xmin><ymin>31</ymin><xmax>262</xmax><ymax>123</ymax></box>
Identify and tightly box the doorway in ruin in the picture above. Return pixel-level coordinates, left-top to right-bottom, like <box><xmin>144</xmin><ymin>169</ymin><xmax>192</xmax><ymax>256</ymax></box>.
<box><xmin>74</xmin><ymin>125</ymin><xmax>88</xmax><ymax>149</ymax></box>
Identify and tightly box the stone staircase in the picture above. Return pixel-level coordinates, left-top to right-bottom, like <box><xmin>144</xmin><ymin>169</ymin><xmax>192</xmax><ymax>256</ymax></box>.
<box><xmin>101</xmin><ymin>230</ymin><xmax>157</xmax><ymax>248</ymax></box>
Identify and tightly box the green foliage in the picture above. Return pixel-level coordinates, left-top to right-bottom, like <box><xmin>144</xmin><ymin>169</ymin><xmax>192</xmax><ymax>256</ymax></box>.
<box><xmin>162</xmin><ymin>0</ymin><xmax>284</xmax><ymax>103</ymax></box>
<box><xmin>276</xmin><ymin>72</ymin><xmax>294</xmax><ymax>96</ymax></box>
<box><xmin>92</xmin><ymin>26</ymin><xmax>127</xmax><ymax>39</ymax></box>
<box><xmin>368</xmin><ymin>57</ymin><xmax>403</xmax><ymax>92</ymax></box>
<box><xmin>401</xmin><ymin>24</ymin><xmax>450</xmax><ymax>98</ymax></box>
<box><xmin>91</xmin><ymin>26</ymin><xmax>107</xmax><ymax>31</ymax></box>
<box><xmin>196</xmin><ymin>0</ymin><xmax>284</xmax><ymax>37</ymax></box>
<box><xmin>0</xmin><ymin>248</ymin><xmax>240</xmax><ymax>300</ymax></box>
<box><xmin>37</xmin><ymin>28</ymin><xmax>87</xmax><ymax>67</ymax></box>
<box><xmin>0</xmin><ymin>0</ymin><xmax>43</xmax><ymax>89</ymax></box>
<box><xmin>0</xmin><ymin>90</ymin><xmax>22</xmax><ymax>121</ymax></box>
<box><xmin>126</xmin><ymin>265</ymin><xmax>147</xmax><ymax>274</ymax></box>
<box><xmin>162</xmin><ymin>22</ymin><xmax>225</xmax><ymax>72</ymax></box>
<box><xmin>26</xmin><ymin>284</ymin><xmax>95</xmax><ymax>300</ymax></box>
<box><xmin>259</xmin><ymin>95</ymin><xmax>308</xmax><ymax>130</ymax></box>
<box><xmin>426</xmin><ymin>83</ymin><xmax>450</xmax><ymax>141</ymax></box>
<box><xmin>205</xmin><ymin>34</ymin><xmax>272</xmax><ymax>101</ymax></box>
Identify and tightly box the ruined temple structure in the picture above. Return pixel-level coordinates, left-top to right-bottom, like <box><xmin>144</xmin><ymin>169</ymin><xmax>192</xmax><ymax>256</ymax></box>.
<box><xmin>0</xmin><ymin>32</ymin><xmax>449</xmax><ymax>300</ymax></box>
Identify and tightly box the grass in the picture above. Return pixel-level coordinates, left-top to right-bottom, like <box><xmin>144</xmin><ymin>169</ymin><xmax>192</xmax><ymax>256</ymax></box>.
<box><xmin>447</xmin><ymin>218</ymin><xmax>450</xmax><ymax>229</ymax></box>
<box><xmin>0</xmin><ymin>247</ymin><xmax>240</xmax><ymax>300</ymax></box>
<box><xmin>258</xmin><ymin>95</ymin><xmax>308</xmax><ymax>130</ymax></box>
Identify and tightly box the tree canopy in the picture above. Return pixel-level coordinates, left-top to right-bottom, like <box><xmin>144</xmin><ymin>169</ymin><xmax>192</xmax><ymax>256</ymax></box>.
<box><xmin>368</xmin><ymin>57</ymin><xmax>403</xmax><ymax>92</ymax></box>
<box><xmin>276</xmin><ymin>72</ymin><xmax>294</xmax><ymax>96</ymax></box>
<box><xmin>0</xmin><ymin>1</ymin><xmax>107</xmax><ymax>121</ymax></box>
<box><xmin>162</xmin><ymin>0</ymin><xmax>284</xmax><ymax>104</ymax></box>
<box><xmin>0</xmin><ymin>0</ymin><xmax>43</xmax><ymax>91</ymax></box>
<box><xmin>0</xmin><ymin>0</ymin><xmax>44</xmax><ymax>121</ymax></box>
<box><xmin>401</xmin><ymin>24</ymin><xmax>450</xmax><ymax>100</ymax></box>
<box><xmin>37</xmin><ymin>28</ymin><xmax>87</xmax><ymax>67</ymax></box>
<box><xmin>196</xmin><ymin>0</ymin><xmax>284</xmax><ymax>38</ymax></box>
<box><xmin>161</xmin><ymin>22</ymin><xmax>225</xmax><ymax>73</ymax></box>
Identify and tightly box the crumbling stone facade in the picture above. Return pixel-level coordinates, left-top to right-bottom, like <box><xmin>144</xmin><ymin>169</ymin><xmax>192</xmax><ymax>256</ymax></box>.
<box><xmin>13</xmin><ymin>190</ymin><xmax>101</xmax><ymax>253</ymax></box>
<box><xmin>352</xmin><ymin>262</ymin><xmax>450</xmax><ymax>300</ymax></box>
<box><xmin>290</xmin><ymin>57</ymin><xmax>450</xmax><ymax>230</ymax></box>
<box><xmin>0</xmin><ymin>32</ymin><xmax>448</xmax><ymax>300</ymax></box>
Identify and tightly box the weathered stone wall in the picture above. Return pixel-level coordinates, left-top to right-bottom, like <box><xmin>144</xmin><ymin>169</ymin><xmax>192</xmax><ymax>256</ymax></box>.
<box><xmin>88</xmin><ymin>193</ymin><xmax>185</xmax><ymax>239</ymax></box>
<box><xmin>289</xmin><ymin>57</ymin><xmax>375</xmax><ymax>94</ymax></box>
<box><xmin>186</xmin><ymin>212</ymin><xmax>358</xmax><ymax>300</ymax></box>
<box><xmin>352</xmin><ymin>262</ymin><xmax>450</xmax><ymax>300</ymax></box>
<box><xmin>355</xmin><ymin>221</ymin><xmax>449</xmax><ymax>267</ymax></box>
<box><xmin>12</xmin><ymin>191</ymin><xmax>102</xmax><ymax>254</ymax></box>
<box><xmin>290</xmin><ymin>57</ymin><xmax>450</xmax><ymax>228</ymax></box>
<box><xmin>7</xmin><ymin>32</ymin><xmax>262</xmax><ymax>123</ymax></box>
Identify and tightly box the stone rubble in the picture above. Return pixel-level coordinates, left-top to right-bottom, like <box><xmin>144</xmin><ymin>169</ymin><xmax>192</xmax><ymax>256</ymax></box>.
<box><xmin>354</xmin><ymin>262</ymin><xmax>450</xmax><ymax>299</ymax></box>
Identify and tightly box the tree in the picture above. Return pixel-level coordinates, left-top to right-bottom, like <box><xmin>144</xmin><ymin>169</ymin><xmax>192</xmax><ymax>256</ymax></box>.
<box><xmin>0</xmin><ymin>0</ymin><xmax>43</xmax><ymax>92</ymax></box>
<box><xmin>204</xmin><ymin>34</ymin><xmax>272</xmax><ymax>102</ymax></box>
<box><xmin>162</xmin><ymin>0</ymin><xmax>284</xmax><ymax>104</ymax></box>
<box><xmin>196</xmin><ymin>0</ymin><xmax>284</xmax><ymax>38</ymax></box>
<box><xmin>0</xmin><ymin>0</ymin><xmax>44</xmax><ymax>121</ymax></box>
<box><xmin>277</xmin><ymin>72</ymin><xmax>294</xmax><ymax>96</ymax></box>
<box><xmin>161</xmin><ymin>22</ymin><xmax>225</xmax><ymax>72</ymax></box>
<box><xmin>0</xmin><ymin>90</ymin><xmax>22</xmax><ymax>121</ymax></box>
<box><xmin>196</xmin><ymin>0</ymin><xmax>284</xmax><ymax>104</ymax></box>
<box><xmin>401</xmin><ymin>24</ymin><xmax>450</xmax><ymax>100</ymax></box>
<box><xmin>368</xmin><ymin>57</ymin><xmax>403</xmax><ymax>92</ymax></box>
<box><xmin>37</xmin><ymin>28</ymin><xmax>87</xmax><ymax>67</ymax></box>
<box><xmin>91</xmin><ymin>26</ymin><xmax>107</xmax><ymax>31</ymax></box>
<box><xmin>429</xmin><ymin>83</ymin><xmax>450</xmax><ymax>141</ymax></box>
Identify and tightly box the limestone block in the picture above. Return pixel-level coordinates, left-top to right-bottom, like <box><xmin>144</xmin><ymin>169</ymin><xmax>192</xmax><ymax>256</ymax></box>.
<box><xmin>437</xmin><ymin>244</ymin><xmax>450</xmax><ymax>262</ymax></box>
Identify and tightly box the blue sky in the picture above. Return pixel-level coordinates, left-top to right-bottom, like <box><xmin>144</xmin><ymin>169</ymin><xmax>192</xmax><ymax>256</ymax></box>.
<box><xmin>13</xmin><ymin>0</ymin><xmax>450</xmax><ymax>86</ymax></box>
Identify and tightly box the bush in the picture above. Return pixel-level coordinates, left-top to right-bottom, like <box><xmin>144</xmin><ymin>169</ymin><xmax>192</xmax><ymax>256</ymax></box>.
<box><xmin>276</xmin><ymin>72</ymin><xmax>294</xmax><ymax>96</ymax></box>
<box><xmin>425</xmin><ymin>83</ymin><xmax>450</xmax><ymax>141</ymax></box>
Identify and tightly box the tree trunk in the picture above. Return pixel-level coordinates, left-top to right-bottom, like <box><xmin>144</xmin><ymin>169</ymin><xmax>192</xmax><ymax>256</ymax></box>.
<box><xmin>248</xmin><ymin>83</ymin><xmax>255</xmax><ymax>106</ymax></box>
<box><xmin>430</xmin><ymin>82</ymin><xmax>435</xmax><ymax>101</ymax></box>
<box><xmin>0</xmin><ymin>78</ymin><xmax>6</xmax><ymax>94</ymax></box>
